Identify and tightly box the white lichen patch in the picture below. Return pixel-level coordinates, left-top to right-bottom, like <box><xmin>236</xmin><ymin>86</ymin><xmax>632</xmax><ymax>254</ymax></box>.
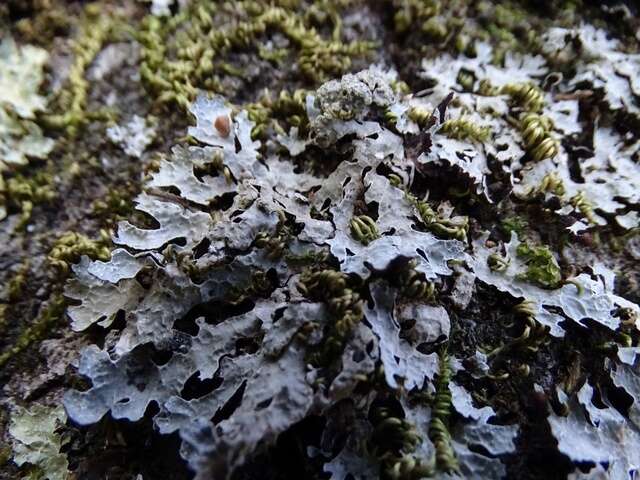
<box><xmin>9</xmin><ymin>404</ymin><xmax>69</xmax><ymax>480</ymax></box>
<box><xmin>0</xmin><ymin>36</ymin><xmax>54</xmax><ymax>221</ymax></box>
<box><xmin>0</xmin><ymin>37</ymin><xmax>48</xmax><ymax>119</ymax></box>
<box><xmin>106</xmin><ymin>115</ymin><xmax>156</xmax><ymax>158</ymax></box>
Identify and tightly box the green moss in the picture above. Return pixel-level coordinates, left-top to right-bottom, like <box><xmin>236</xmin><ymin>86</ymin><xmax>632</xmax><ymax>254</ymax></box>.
<box><xmin>5</xmin><ymin>171</ymin><xmax>56</xmax><ymax>228</ymax></box>
<box><xmin>500</xmin><ymin>216</ymin><xmax>528</xmax><ymax>236</ymax></box>
<box><xmin>518</xmin><ymin>113</ymin><xmax>559</xmax><ymax>162</ymax></box>
<box><xmin>428</xmin><ymin>347</ymin><xmax>459</xmax><ymax>473</ymax></box>
<box><xmin>537</xmin><ymin>171</ymin><xmax>565</xmax><ymax>196</ymax></box>
<box><xmin>391</xmin><ymin>0</ymin><xmax>440</xmax><ymax>34</ymax></box>
<box><xmin>258</xmin><ymin>44</ymin><xmax>289</xmax><ymax>64</ymax></box>
<box><xmin>7</xmin><ymin>261</ymin><xmax>30</xmax><ymax>303</ymax></box>
<box><xmin>501</xmin><ymin>83</ymin><xmax>545</xmax><ymax>112</ymax></box>
<box><xmin>47</xmin><ymin>230</ymin><xmax>112</xmax><ymax>276</ymax></box>
<box><xmin>456</xmin><ymin>68</ymin><xmax>475</xmax><ymax>90</ymax></box>
<box><xmin>14</xmin><ymin>0</ymin><xmax>71</xmax><ymax>45</ymax></box>
<box><xmin>0</xmin><ymin>228</ymin><xmax>114</xmax><ymax>369</ymax></box>
<box><xmin>487</xmin><ymin>300</ymin><xmax>551</xmax><ymax>362</ymax></box>
<box><xmin>0</xmin><ymin>445</ymin><xmax>9</xmax><ymax>467</ymax></box>
<box><xmin>570</xmin><ymin>191</ymin><xmax>597</xmax><ymax>225</ymax></box>
<box><xmin>246</xmin><ymin>88</ymin><xmax>309</xmax><ymax>140</ymax></box>
<box><xmin>0</xmin><ymin>305</ymin><xmax>8</xmax><ymax>336</ymax></box>
<box><xmin>370</xmin><ymin>401</ymin><xmax>433</xmax><ymax>479</ymax></box>
<box><xmin>405</xmin><ymin>190</ymin><xmax>468</xmax><ymax>241</ymax></box>
<box><xmin>255</xmin><ymin>219</ymin><xmax>291</xmax><ymax>259</ymax></box>
<box><xmin>0</xmin><ymin>293</ymin><xmax>66</xmax><ymax>369</ymax></box>
<box><xmin>139</xmin><ymin>1</ymin><xmax>374</xmax><ymax>111</ymax></box>
<box><xmin>284</xmin><ymin>249</ymin><xmax>329</xmax><ymax>267</ymax></box>
<box><xmin>488</xmin><ymin>252</ymin><xmax>510</xmax><ymax>272</ymax></box>
<box><xmin>516</xmin><ymin>242</ymin><xmax>562</xmax><ymax>289</ymax></box>
<box><xmin>422</xmin><ymin>16</ymin><xmax>448</xmax><ymax>41</ymax></box>
<box><xmin>44</xmin><ymin>3</ymin><xmax>115</xmax><ymax>136</ymax></box>
<box><xmin>476</xmin><ymin>1</ymin><xmax>541</xmax><ymax>63</ymax></box>
<box><xmin>91</xmin><ymin>185</ymin><xmax>137</xmax><ymax>222</ymax></box>
<box><xmin>439</xmin><ymin>117</ymin><xmax>491</xmax><ymax>143</ymax></box>
<box><xmin>350</xmin><ymin>215</ymin><xmax>379</xmax><ymax>245</ymax></box>
<box><xmin>299</xmin><ymin>269</ymin><xmax>364</xmax><ymax>366</ymax></box>
<box><xmin>407</xmin><ymin>105</ymin><xmax>432</xmax><ymax>128</ymax></box>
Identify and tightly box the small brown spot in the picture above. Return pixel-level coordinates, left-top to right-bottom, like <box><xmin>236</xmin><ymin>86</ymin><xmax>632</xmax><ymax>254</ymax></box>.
<box><xmin>214</xmin><ymin>115</ymin><xmax>231</xmax><ymax>138</ymax></box>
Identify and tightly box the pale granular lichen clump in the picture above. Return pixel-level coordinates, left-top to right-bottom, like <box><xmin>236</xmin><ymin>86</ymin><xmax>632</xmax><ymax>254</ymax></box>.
<box><xmin>0</xmin><ymin>36</ymin><xmax>49</xmax><ymax>119</ymax></box>
<box><xmin>8</xmin><ymin>404</ymin><xmax>69</xmax><ymax>480</ymax></box>
<box><xmin>315</xmin><ymin>67</ymin><xmax>396</xmax><ymax>120</ymax></box>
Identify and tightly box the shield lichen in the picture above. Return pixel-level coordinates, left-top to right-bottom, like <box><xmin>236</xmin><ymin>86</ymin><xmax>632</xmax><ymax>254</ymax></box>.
<box><xmin>3</xmin><ymin>3</ymin><xmax>640</xmax><ymax>480</ymax></box>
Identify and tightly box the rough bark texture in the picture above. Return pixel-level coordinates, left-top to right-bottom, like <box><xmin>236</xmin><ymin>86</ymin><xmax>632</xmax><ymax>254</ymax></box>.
<box><xmin>1</xmin><ymin>1</ymin><xmax>639</xmax><ymax>480</ymax></box>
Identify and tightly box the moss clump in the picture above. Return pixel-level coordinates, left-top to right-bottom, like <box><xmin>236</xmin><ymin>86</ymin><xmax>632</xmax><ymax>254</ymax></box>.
<box><xmin>394</xmin><ymin>259</ymin><xmax>436</xmax><ymax>301</ymax></box>
<box><xmin>388</xmin><ymin>175</ymin><xmax>469</xmax><ymax>241</ymax></box>
<box><xmin>519</xmin><ymin>113</ymin><xmax>558</xmax><ymax>162</ymax></box>
<box><xmin>0</xmin><ymin>305</ymin><xmax>8</xmax><ymax>336</ymax></box>
<box><xmin>570</xmin><ymin>191</ymin><xmax>597</xmax><ymax>225</ymax></box>
<box><xmin>13</xmin><ymin>0</ymin><xmax>71</xmax><ymax>45</ymax></box>
<box><xmin>246</xmin><ymin>88</ymin><xmax>309</xmax><ymax>140</ymax></box>
<box><xmin>7</xmin><ymin>261</ymin><xmax>30</xmax><ymax>303</ymax></box>
<box><xmin>500</xmin><ymin>216</ymin><xmax>528</xmax><ymax>236</ymax></box>
<box><xmin>0</xmin><ymin>445</ymin><xmax>9</xmax><ymax>468</ymax></box>
<box><xmin>139</xmin><ymin>1</ymin><xmax>374</xmax><ymax>110</ymax></box>
<box><xmin>91</xmin><ymin>185</ymin><xmax>137</xmax><ymax>223</ymax></box>
<box><xmin>537</xmin><ymin>171</ymin><xmax>565</xmax><ymax>196</ymax></box>
<box><xmin>45</xmin><ymin>4</ymin><xmax>114</xmax><ymax>136</ymax></box>
<box><xmin>299</xmin><ymin>269</ymin><xmax>364</xmax><ymax>366</ymax></box>
<box><xmin>370</xmin><ymin>401</ymin><xmax>434</xmax><ymax>479</ymax></box>
<box><xmin>516</xmin><ymin>242</ymin><xmax>561</xmax><ymax>289</ymax></box>
<box><xmin>255</xmin><ymin>213</ymin><xmax>292</xmax><ymax>260</ymax></box>
<box><xmin>1</xmin><ymin>262</ymin><xmax>30</xmax><ymax>341</ymax></box>
<box><xmin>406</xmin><ymin>105</ymin><xmax>432</xmax><ymax>129</ymax></box>
<box><xmin>477</xmin><ymin>1</ymin><xmax>528</xmax><ymax>61</ymax></box>
<box><xmin>0</xmin><ymin>230</ymin><xmax>111</xmax><ymax>368</ymax></box>
<box><xmin>350</xmin><ymin>215</ymin><xmax>379</xmax><ymax>245</ymax></box>
<box><xmin>439</xmin><ymin>117</ymin><xmax>491</xmax><ymax>143</ymax></box>
<box><xmin>5</xmin><ymin>171</ymin><xmax>56</xmax><ymax>228</ymax></box>
<box><xmin>502</xmin><ymin>83</ymin><xmax>545</xmax><ymax>112</ymax></box>
<box><xmin>428</xmin><ymin>348</ymin><xmax>459</xmax><ymax>474</ymax></box>
<box><xmin>408</xmin><ymin>192</ymin><xmax>468</xmax><ymax>241</ymax></box>
<box><xmin>47</xmin><ymin>230</ymin><xmax>112</xmax><ymax>276</ymax></box>
<box><xmin>0</xmin><ymin>293</ymin><xmax>66</xmax><ymax>369</ymax></box>
<box><xmin>391</xmin><ymin>0</ymin><xmax>440</xmax><ymax>35</ymax></box>
<box><xmin>284</xmin><ymin>249</ymin><xmax>330</xmax><ymax>267</ymax></box>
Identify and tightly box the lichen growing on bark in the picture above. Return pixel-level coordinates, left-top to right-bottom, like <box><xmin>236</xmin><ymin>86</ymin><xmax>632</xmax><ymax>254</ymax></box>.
<box><xmin>1</xmin><ymin>2</ymin><xmax>640</xmax><ymax>480</ymax></box>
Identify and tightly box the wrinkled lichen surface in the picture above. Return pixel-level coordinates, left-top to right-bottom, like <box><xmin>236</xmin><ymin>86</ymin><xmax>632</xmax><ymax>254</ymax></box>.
<box><xmin>1</xmin><ymin>1</ymin><xmax>640</xmax><ymax>479</ymax></box>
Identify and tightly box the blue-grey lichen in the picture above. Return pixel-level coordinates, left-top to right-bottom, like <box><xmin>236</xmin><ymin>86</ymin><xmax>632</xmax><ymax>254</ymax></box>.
<box><xmin>548</xmin><ymin>381</ymin><xmax>640</xmax><ymax>478</ymax></box>
<box><xmin>61</xmin><ymin>72</ymin><xmax>513</xmax><ymax>479</ymax></box>
<box><xmin>59</xmin><ymin>18</ymin><xmax>640</xmax><ymax>480</ymax></box>
<box><xmin>542</xmin><ymin>24</ymin><xmax>640</xmax><ymax>116</ymax></box>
